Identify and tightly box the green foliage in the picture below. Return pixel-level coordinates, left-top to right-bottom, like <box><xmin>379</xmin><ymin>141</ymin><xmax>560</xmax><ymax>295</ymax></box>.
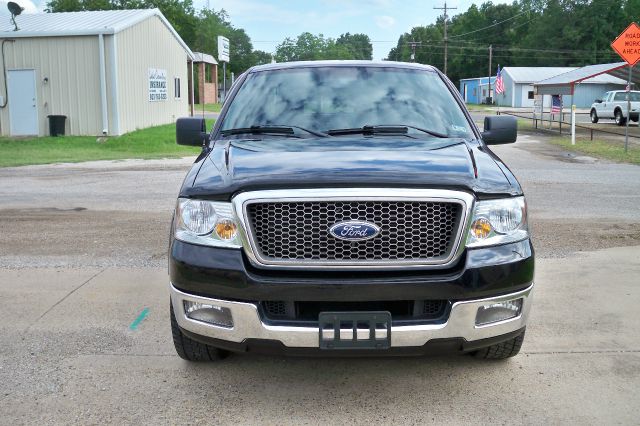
<box><xmin>275</xmin><ymin>32</ymin><xmax>372</xmax><ymax>62</ymax></box>
<box><xmin>387</xmin><ymin>0</ymin><xmax>639</xmax><ymax>84</ymax></box>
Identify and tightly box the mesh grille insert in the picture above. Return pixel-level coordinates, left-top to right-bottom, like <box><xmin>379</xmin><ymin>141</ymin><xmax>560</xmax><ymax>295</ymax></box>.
<box><xmin>422</xmin><ymin>300</ymin><xmax>447</xmax><ymax>316</ymax></box>
<box><xmin>247</xmin><ymin>200</ymin><xmax>461</xmax><ymax>263</ymax></box>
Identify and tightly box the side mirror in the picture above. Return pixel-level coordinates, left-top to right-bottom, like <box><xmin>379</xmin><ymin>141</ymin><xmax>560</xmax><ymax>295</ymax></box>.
<box><xmin>176</xmin><ymin>117</ymin><xmax>209</xmax><ymax>146</ymax></box>
<box><xmin>481</xmin><ymin>115</ymin><xmax>517</xmax><ymax>145</ymax></box>
<box><xmin>595</xmin><ymin>99</ymin><xmax>603</xmax><ymax>103</ymax></box>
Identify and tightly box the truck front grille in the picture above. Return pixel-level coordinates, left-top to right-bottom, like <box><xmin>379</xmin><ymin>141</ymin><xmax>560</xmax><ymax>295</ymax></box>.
<box><xmin>246</xmin><ymin>200</ymin><xmax>462</xmax><ymax>265</ymax></box>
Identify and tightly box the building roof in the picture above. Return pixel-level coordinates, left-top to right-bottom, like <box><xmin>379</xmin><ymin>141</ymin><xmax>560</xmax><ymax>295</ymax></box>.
<box><xmin>0</xmin><ymin>9</ymin><xmax>193</xmax><ymax>58</ymax></box>
<box><xmin>535</xmin><ymin>62</ymin><xmax>630</xmax><ymax>86</ymax></box>
<box><xmin>193</xmin><ymin>52</ymin><xmax>218</xmax><ymax>65</ymax></box>
<box><xmin>533</xmin><ymin>62</ymin><xmax>636</xmax><ymax>95</ymax></box>
<box><xmin>503</xmin><ymin>67</ymin><xmax>575</xmax><ymax>83</ymax></box>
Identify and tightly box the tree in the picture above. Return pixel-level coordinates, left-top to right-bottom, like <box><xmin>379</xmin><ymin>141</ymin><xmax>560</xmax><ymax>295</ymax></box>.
<box><xmin>336</xmin><ymin>33</ymin><xmax>373</xmax><ymax>60</ymax></box>
<box><xmin>274</xmin><ymin>32</ymin><xmax>370</xmax><ymax>62</ymax></box>
<box><xmin>252</xmin><ymin>50</ymin><xmax>273</xmax><ymax>65</ymax></box>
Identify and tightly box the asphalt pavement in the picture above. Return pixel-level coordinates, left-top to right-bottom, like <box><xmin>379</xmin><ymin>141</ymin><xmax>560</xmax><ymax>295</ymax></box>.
<box><xmin>1</xmin><ymin>131</ymin><xmax>639</xmax><ymax>424</ymax></box>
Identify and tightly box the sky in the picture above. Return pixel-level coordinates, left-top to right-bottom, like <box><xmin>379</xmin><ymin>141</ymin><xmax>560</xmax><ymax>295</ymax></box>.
<box><xmin>1</xmin><ymin>0</ymin><xmax>511</xmax><ymax>60</ymax></box>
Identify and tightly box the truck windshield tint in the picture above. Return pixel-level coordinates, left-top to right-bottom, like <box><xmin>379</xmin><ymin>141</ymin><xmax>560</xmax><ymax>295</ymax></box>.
<box><xmin>220</xmin><ymin>66</ymin><xmax>473</xmax><ymax>139</ymax></box>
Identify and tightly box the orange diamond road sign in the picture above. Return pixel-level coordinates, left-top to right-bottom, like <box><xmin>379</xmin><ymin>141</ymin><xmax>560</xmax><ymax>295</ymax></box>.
<box><xmin>611</xmin><ymin>22</ymin><xmax>640</xmax><ymax>66</ymax></box>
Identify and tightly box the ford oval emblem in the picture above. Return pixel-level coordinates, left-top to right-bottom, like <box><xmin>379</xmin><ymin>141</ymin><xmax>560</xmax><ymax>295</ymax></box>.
<box><xmin>329</xmin><ymin>221</ymin><xmax>381</xmax><ymax>242</ymax></box>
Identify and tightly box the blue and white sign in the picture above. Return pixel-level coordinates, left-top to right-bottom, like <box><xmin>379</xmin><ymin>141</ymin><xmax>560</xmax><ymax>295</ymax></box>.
<box><xmin>329</xmin><ymin>221</ymin><xmax>381</xmax><ymax>242</ymax></box>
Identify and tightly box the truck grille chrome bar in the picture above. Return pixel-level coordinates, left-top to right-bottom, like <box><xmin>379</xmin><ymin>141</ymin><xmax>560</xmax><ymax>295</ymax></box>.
<box><xmin>232</xmin><ymin>189</ymin><xmax>474</xmax><ymax>270</ymax></box>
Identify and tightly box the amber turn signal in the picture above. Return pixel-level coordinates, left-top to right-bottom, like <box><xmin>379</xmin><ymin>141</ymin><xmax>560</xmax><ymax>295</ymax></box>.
<box><xmin>215</xmin><ymin>219</ymin><xmax>238</xmax><ymax>240</ymax></box>
<box><xmin>471</xmin><ymin>218</ymin><xmax>492</xmax><ymax>239</ymax></box>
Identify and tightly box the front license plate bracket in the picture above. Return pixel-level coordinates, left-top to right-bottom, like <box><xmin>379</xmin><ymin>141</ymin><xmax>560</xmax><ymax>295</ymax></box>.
<box><xmin>318</xmin><ymin>311</ymin><xmax>392</xmax><ymax>350</ymax></box>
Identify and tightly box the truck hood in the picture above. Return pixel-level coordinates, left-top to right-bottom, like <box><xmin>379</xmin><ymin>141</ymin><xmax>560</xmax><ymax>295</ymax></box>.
<box><xmin>182</xmin><ymin>137</ymin><xmax>520</xmax><ymax>199</ymax></box>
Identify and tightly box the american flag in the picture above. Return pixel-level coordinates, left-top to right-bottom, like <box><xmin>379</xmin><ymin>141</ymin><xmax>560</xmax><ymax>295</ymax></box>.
<box><xmin>495</xmin><ymin>66</ymin><xmax>505</xmax><ymax>94</ymax></box>
<box><xmin>551</xmin><ymin>95</ymin><xmax>562</xmax><ymax>113</ymax></box>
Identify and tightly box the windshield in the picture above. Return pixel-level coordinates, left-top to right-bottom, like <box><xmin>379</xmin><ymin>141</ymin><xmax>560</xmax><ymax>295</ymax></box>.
<box><xmin>220</xmin><ymin>66</ymin><xmax>473</xmax><ymax>139</ymax></box>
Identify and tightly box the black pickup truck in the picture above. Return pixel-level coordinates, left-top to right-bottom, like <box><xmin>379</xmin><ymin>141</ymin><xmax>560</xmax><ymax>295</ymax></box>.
<box><xmin>169</xmin><ymin>61</ymin><xmax>533</xmax><ymax>361</ymax></box>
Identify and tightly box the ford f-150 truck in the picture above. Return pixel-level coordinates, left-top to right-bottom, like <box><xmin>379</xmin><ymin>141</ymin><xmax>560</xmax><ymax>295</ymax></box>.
<box><xmin>590</xmin><ymin>90</ymin><xmax>640</xmax><ymax>125</ymax></box>
<box><xmin>169</xmin><ymin>61</ymin><xmax>534</xmax><ymax>361</ymax></box>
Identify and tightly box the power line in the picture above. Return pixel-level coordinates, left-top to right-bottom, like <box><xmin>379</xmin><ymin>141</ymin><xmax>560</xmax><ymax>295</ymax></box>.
<box><xmin>448</xmin><ymin>9</ymin><xmax>531</xmax><ymax>39</ymax></box>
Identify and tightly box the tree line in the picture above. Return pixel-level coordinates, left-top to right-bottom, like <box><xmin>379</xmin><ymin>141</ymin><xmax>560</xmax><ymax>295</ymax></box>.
<box><xmin>47</xmin><ymin>0</ymin><xmax>639</xmax><ymax>86</ymax></box>
<box><xmin>388</xmin><ymin>0</ymin><xmax>640</xmax><ymax>84</ymax></box>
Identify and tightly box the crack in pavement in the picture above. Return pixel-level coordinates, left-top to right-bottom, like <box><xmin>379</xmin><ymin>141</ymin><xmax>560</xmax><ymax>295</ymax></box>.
<box><xmin>27</xmin><ymin>268</ymin><xmax>107</xmax><ymax>330</ymax></box>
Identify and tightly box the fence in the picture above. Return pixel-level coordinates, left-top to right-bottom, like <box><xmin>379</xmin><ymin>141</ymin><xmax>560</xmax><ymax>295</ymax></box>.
<box><xmin>497</xmin><ymin>110</ymin><xmax>640</xmax><ymax>141</ymax></box>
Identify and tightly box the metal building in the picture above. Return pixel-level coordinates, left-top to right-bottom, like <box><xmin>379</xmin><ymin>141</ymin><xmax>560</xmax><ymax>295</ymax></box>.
<box><xmin>0</xmin><ymin>9</ymin><xmax>193</xmax><ymax>137</ymax></box>
<box><xmin>493</xmin><ymin>67</ymin><xmax>575</xmax><ymax>108</ymax></box>
<box><xmin>459</xmin><ymin>76</ymin><xmax>496</xmax><ymax>104</ymax></box>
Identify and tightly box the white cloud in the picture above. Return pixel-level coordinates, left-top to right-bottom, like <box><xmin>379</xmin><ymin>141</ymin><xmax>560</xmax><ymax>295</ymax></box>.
<box><xmin>0</xmin><ymin>0</ymin><xmax>40</xmax><ymax>14</ymax></box>
<box><xmin>374</xmin><ymin>15</ymin><xmax>395</xmax><ymax>29</ymax></box>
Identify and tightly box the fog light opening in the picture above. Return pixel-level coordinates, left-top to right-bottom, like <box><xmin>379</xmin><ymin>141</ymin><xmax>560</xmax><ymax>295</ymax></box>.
<box><xmin>475</xmin><ymin>298</ymin><xmax>523</xmax><ymax>326</ymax></box>
<box><xmin>183</xmin><ymin>301</ymin><xmax>234</xmax><ymax>328</ymax></box>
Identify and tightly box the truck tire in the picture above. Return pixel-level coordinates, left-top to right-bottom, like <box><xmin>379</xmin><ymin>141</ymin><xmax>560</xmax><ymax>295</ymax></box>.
<box><xmin>615</xmin><ymin>109</ymin><xmax>626</xmax><ymax>126</ymax></box>
<box><xmin>170</xmin><ymin>302</ymin><xmax>229</xmax><ymax>361</ymax></box>
<box><xmin>590</xmin><ymin>109</ymin><xmax>599</xmax><ymax>123</ymax></box>
<box><xmin>473</xmin><ymin>330</ymin><xmax>525</xmax><ymax>360</ymax></box>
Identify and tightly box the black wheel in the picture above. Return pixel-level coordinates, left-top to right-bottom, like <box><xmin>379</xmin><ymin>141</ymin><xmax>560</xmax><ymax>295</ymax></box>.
<box><xmin>473</xmin><ymin>330</ymin><xmax>525</xmax><ymax>360</ymax></box>
<box><xmin>590</xmin><ymin>109</ymin><xmax>599</xmax><ymax>123</ymax></box>
<box><xmin>615</xmin><ymin>109</ymin><xmax>626</xmax><ymax>126</ymax></box>
<box><xmin>170</xmin><ymin>301</ymin><xmax>229</xmax><ymax>361</ymax></box>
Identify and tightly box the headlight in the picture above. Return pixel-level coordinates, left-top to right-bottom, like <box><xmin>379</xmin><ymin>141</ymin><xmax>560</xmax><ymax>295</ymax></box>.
<box><xmin>174</xmin><ymin>198</ymin><xmax>241</xmax><ymax>248</ymax></box>
<box><xmin>466</xmin><ymin>197</ymin><xmax>528</xmax><ymax>248</ymax></box>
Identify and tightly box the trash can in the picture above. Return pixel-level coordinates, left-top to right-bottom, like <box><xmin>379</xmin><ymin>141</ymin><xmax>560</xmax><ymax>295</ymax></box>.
<box><xmin>47</xmin><ymin>115</ymin><xmax>67</xmax><ymax>137</ymax></box>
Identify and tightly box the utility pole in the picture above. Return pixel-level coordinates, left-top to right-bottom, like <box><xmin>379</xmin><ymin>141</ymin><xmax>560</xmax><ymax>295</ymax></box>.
<box><xmin>488</xmin><ymin>44</ymin><xmax>493</xmax><ymax>104</ymax></box>
<box><xmin>434</xmin><ymin>2</ymin><xmax>457</xmax><ymax>75</ymax></box>
<box><xmin>408</xmin><ymin>41</ymin><xmax>422</xmax><ymax>62</ymax></box>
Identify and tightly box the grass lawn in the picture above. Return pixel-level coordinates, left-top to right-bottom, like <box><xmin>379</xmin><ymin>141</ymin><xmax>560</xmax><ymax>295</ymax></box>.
<box><xmin>194</xmin><ymin>103</ymin><xmax>222</xmax><ymax>113</ymax></box>
<box><xmin>549</xmin><ymin>136</ymin><xmax>640</xmax><ymax>165</ymax></box>
<box><xmin>465</xmin><ymin>103</ymin><xmax>495</xmax><ymax>112</ymax></box>
<box><xmin>0</xmin><ymin>120</ymin><xmax>215</xmax><ymax>168</ymax></box>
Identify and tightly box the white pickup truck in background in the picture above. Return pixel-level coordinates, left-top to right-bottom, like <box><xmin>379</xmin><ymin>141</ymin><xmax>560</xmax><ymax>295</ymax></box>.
<box><xmin>590</xmin><ymin>90</ymin><xmax>640</xmax><ymax>125</ymax></box>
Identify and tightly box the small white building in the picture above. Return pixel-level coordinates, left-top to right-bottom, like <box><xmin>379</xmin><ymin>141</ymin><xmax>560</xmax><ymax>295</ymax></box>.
<box><xmin>495</xmin><ymin>67</ymin><xmax>575</xmax><ymax>108</ymax></box>
<box><xmin>0</xmin><ymin>9</ymin><xmax>193</xmax><ymax>136</ymax></box>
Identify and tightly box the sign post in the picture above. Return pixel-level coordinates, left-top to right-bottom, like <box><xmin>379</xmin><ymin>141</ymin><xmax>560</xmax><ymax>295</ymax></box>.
<box><xmin>217</xmin><ymin>36</ymin><xmax>230</xmax><ymax>102</ymax></box>
<box><xmin>571</xmin><ymin>104</ymin><xmax>576</xmax><ymax>145</ymax></box>
<box><xmin>610</xmin><ymin>22</ymin><xmax>640</xmax><ymax>153</ymax></box>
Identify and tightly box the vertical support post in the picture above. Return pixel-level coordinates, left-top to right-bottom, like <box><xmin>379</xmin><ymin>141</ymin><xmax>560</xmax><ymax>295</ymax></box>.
<box><xmin>625</xmin><ymin>65</ymin><xmax>632</xmax><ymax>153</ymax></box>
<box><xmin>571</xmin><ymin>104</ymin><xmax>576</xmax><ymax>145</ymax></box>
<box><xmin>222</xmin><ymin>62</ymin><xmax>227</xmax><ymax>103</ymax></box>
<box><xmin>97</xmin><ymin>33</ymin><xmax>109</xmax><ymax>135</ymax></box>
<box><xmin>488</xmin><ymin>45</ymin><xmax>492</xmax><ymax>103</ymax></box>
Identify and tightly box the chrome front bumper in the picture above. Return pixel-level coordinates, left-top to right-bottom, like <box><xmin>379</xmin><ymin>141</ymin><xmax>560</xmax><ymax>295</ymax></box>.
<box><xmin>170</xmin><ymin>284</ymin><xmax>533</xmax><ymax>348</ymax></box>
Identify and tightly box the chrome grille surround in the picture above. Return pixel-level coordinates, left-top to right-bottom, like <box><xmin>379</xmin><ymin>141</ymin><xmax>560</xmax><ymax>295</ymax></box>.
<box><xmin>232</xmin><ymin>189</ymin><xmax>475</xmax><ymax>270</ymax></box>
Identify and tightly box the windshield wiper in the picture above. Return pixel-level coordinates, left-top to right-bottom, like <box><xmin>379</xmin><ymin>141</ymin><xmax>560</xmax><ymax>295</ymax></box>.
<box><xmin>221</xmin><ymin>125</ymin><xmax>329</xmax><ymax>138</ymax></box>
<box><xmin>326</xmin><ymin>125</ymin><xmax>448</xmax><ymax>138</ymax></box>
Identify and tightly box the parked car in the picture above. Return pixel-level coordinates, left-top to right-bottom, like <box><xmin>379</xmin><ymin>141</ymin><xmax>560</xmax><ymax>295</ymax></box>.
<box><xmin>169</xmin><ymin>61</ymin><xmax>533</xmax><ymax>361</ymax></box>
<box><xmin>590</xmin><ymin>90</ymin><xmax>640</xmax><ymax>125</ymax></box>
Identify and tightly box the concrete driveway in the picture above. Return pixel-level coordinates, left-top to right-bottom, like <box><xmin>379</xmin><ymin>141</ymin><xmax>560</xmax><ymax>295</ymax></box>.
<box><xmin>1</xmin><ymin>134</ymin><xmax>639</xmax><ymax>424</ymax></box>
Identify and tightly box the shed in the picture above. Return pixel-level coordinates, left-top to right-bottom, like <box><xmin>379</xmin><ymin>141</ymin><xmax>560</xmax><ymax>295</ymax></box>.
<box><xmin>0</xmin><ymin>9</ymin><xmax>194</xmax><ymax>137</ymax></box>
<box><xmin>459</xmin><ymin>76</ymin><xmax>496</xmax><ymax>104</ymax></box>
<box><xmin>533</xmin><ymin>62</ymin><xmax>633</xmax><ymax>108</ymax></box>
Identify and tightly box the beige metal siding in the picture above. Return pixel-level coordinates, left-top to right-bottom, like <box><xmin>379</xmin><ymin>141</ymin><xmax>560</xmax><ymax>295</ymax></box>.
<box><xmin>0</xmin><ymin>36</ymin><xmax>103</xmax><ymax>136</ymax></box>
<box><xmin>116</xmin><ymin>15</ymin><xmax>190</xmax><ymax>134</ymax></box>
